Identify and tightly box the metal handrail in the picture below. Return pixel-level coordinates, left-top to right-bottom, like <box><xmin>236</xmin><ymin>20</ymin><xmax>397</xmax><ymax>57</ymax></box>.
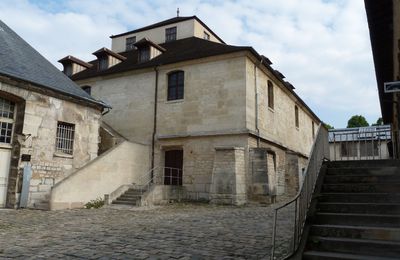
<box><xmin>270</xmin><ymin>124</ymin><xmax>329</xmax><ymax>259</ymax></box>
<box><xmin>134</xmin><ymin>166</ymin><xmax>184</xmax><ymax>195</ymax></box>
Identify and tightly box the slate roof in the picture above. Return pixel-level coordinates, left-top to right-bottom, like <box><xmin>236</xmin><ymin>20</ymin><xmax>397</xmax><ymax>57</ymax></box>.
<box><xmin>328</xmin><ymin>125</ymin><xmax>391</xmax><ymax>142</ymax></box>
<box><xmin>71</xmin><ymin>37</ymin><xmax>252</xmax><ymax>80</ymax></box>
<box><xmin>71</xmin><ymin>36</ymin><xmax>321</xmax><ymax>123</ymax></box>
<box><xmin>110</xmin><ymin>16</ymin><xmax>225</xmax><ymax>44</ymax></box>
<box><xmin>0</xmin><ymin>20</ymin><xmax>108</xmax><ymax>108</ymax></box>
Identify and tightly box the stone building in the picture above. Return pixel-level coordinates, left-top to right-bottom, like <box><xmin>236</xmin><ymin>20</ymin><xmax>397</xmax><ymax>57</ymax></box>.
<box><xmin>58</xmin><ymin>15</ymin><xmax>322</xmax><ymax>207</ymax></box>
<box><xmin>0</xmin><ymin>20</ymin><xmax>108</xmax><ymax>209</ymax></box>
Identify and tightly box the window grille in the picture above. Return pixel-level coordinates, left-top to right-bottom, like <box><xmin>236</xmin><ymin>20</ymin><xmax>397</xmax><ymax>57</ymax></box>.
<box><xmin>56</xmin><ymin>122</ymin><xmax>75</xmax><ymax>155</ymax></box>
<box><xmin>125</xmin><ymin>36</ymin><xmax>136</xmax><ymax>51</ymax></box>
<box><xmin>0</xmin><ymin>122</ymin><xmax>12</xmax><ymax>144</ymax></box>
<box><xmin>165</xmin><ymin>27</ymin><xmax>177</xmax><ymax>42</ymax></box>
<box><xmin>0</xmin><ymin>97</ymin><xmax>15</xmax><ymax>119</ymax></box>
<box><xmin>168</xmin><ymin>71</ymin><xmax>184</xmax><ymax>100</ymax></box>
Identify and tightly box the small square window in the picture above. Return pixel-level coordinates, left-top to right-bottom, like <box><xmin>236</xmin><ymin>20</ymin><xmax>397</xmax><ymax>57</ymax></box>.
<box><xmin>126</xmin><ymin>36</ymin><xmax>136</xmax><ymax>51</ymax></box>
<box><xmin>165</xmin><ymin>27</ymin><xmax>177</xmax><ymax>42</ymax></box>
<box><xmin>203</xmin><ymin>31</ymin><xmax>210</xmax><ymax>40</ymax></box>
<box><xmin>56</xmin><ymin>122</ymin><xmax>75</xmax><ymax>155</ymax></box>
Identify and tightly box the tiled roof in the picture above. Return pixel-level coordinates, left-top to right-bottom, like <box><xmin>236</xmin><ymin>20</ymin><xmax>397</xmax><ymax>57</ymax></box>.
<box><xmin>0</xmin><ymin>20</ymin><xmax>108</xmax><ymax>108</ymax></box>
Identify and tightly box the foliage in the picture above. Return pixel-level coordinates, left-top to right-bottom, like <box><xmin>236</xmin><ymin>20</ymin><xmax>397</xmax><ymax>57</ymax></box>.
<box><xmin>84</xmin><ymin>198</ymin><xmax>105</xmax><ymax>209</ymax></box>
<box><xmin>372</xmin><ymin>117</ymin><xmax>383</xmax><ymax>126</ymax></box>
<box><xmin>323</xmin><ymin>123</ymin><xmax>334</xmax><ymax>129</ymax></box>
<box><xmin>347</xmin><ymin>115</ymin><xmax>369</xmax><ymax>128</ymax></box>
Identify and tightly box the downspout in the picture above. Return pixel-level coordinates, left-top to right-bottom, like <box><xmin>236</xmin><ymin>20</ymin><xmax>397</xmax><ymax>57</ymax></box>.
<box><xmin>254</xmin><ymin>58</ymin><xmax>263</xmax><ymax>147</ymax></box>
<box><xmin>151</xmin><ymin>66</ymin><xmax>159</xmax><ymax>178</ymax></box>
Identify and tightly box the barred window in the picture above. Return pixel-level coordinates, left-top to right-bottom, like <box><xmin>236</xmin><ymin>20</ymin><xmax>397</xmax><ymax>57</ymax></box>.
<box><xmin>165</xmin><ymin>27</ymin><xmax>177</xmax><ymax>42</ymax></box>
<box><xmin>125</xmin><ymin>36</ymin><xmax>136</xmax><ymax>51</ymax></box>
<box><xmin>56</xmin><ymin>122</ymin><xmax>75</xmax><ymax>155</ymax></box>
<box><xmin>0</xmin><ymin>122</ymin><xmax>12</xmax><ymax>144</ymax></box>
<box><xmin>0</xmin><ymin>97</ymin><xmax>15</xmax><ymax>119</ymax></box>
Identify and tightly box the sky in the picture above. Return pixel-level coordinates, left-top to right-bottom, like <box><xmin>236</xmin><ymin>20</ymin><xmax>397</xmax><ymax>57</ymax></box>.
<box><xmin>0</xmin><ymin>0</ymin><xmax>381</xmax><ymax>128</ymax></box>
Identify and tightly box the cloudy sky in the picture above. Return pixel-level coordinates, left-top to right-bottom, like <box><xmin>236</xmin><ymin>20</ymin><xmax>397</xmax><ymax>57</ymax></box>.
<box><xmin>0</xmin><ymin>0</ymin><xmax>380</xmax><ymax>128</ymax></box>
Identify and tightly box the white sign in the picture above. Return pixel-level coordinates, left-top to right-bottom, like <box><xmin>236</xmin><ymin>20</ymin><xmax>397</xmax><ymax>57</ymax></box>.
<box><xmin>384</xmin><ymin>81</ymin><xmax>400</xmax><ymax>93</ymax></box>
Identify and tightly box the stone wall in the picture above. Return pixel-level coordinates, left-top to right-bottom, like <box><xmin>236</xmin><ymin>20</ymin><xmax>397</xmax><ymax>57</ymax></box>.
<box><xmin>0</xmin><ymin>80</ymin><xmax>102</xmax><ymax>209</ymax></box>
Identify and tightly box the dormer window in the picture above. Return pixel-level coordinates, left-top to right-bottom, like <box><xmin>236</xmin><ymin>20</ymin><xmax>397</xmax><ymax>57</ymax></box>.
<box><xmin>165</xmin><ymin>27</ymin><xmax>177</xmax><ymax>42</ymax></box>
<box><xmin>58</xmin><ymin>55</ymin><xmax>93</xmax><ymax>77</ymax></box>
<box><xmin>126</xmin><ymin>36</ymin><xmax>136</xmax><ymax>51</ymax></box>
<box><xmin>98</xmin><ymin>56</ymin><xmax>108</xmax><ymax>71</ymax></box>
<box><xmin>139</xmin><ymin>47</ymin><xmax>150</xmax><ymax>62</ymax></box>
<box><xmin>64</xmin><ymin>64</ymin><xmax>72</xmax><ymax>77</ymax></box>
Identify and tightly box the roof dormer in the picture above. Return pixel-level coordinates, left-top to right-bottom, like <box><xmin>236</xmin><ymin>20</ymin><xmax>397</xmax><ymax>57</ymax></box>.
<box><xmin>134</xmin><ymin>38</ymin><xmax>166</xmax><ymax>63</ymax></box>
<box><xmin>58</xmin><ymin>55</ymin><xmax>93</xmax><ymax>77</ymax></box>
<box><xmin>92</xmin><ymin>48</ymin><xmax>126</xmax><ymax>71</ymax></box>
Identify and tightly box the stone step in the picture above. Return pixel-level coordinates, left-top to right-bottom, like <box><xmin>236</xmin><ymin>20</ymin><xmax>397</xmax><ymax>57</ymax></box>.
<box><xmin>324</xmin><ymin>174</ymin><xmax>400</xmax><ymax>184</ymax></box>
<box><xmin>307</xmin><ymin>236</ymin><xmax>400</xmax><ymax>258</ymax></box>
<box><xmin>326</xmin><ymin>167</ymin><xmax>400</xmax><ymax>176</ymax></box>
<box><xmin>310</xmin><ymin>224</ymin><xmax>400</xmax><ymax>241</ymax></box>
<box><xmin>322</xmin><ymin>183</ymin><xmax>400</xmax><ymax>193</ymax></box>
<box><xmin>118</xmin><ymin>194</ymin><xmax>142</xmax><ymax>199</ymax></box>
<box><xmin>112</xmin><ymin>200</ymin><xmax>138</xmax><ymax>206</ymax></box>
<box><xmin>317</xmin><ymin>202</ymin><xmax>400</xmax><ymax>215</ymax></box>
<box><xmin>315</xmin><ymin>213</ymin><xmax>400</xmax><ymax>228</ymax></box>
<box><xmin>327</xmin><ymin>160</ymin><xmax>400</xmax><ymax>169</ymax></box>
<box><xmin>303</xmin><ymin>250</ymin><xmax>398</xmax><ymax>260</ymax></box>
<box><xmin>318</xmin><ymin>193</ymin><xmax>400</xmax><ymax>203</ymax></box>
<box><xmin>124</xmin><ymin>189</ymin><xmax>143</xmax><ymax>195</ymax></box>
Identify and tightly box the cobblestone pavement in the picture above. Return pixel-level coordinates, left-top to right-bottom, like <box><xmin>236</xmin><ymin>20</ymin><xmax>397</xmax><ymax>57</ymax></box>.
<box><xmin>0</xmin><ymin>203</ymin><xmax>292</xmax><ymax>259</ymax></box>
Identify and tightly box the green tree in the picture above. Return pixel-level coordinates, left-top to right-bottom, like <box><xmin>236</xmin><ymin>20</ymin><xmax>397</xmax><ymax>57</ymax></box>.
<box><xmin>372</xmin><ymin>117</ymin><xmax>383</xmax><ymax>126</ymax></box>
<box><xmin>347</xmin><ymin>115</ymin><xmax>369</xmax><ymax>128</ymax></box>
<box><xmin>323</xmin><ymin>123</ymin><xmax>334</xmax><ymax>129</ymax></box>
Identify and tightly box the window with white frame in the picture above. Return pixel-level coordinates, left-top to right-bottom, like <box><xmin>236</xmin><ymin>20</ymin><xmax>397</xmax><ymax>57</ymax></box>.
<box><xmin>55</xmin><ymin>122</ymin><xmax>75</xmax><ymax>155</ymax></box>
<box><xmin>0</xmin><ymin>97</ymin><xmax>15</xmax><ymax>144</ymax></box>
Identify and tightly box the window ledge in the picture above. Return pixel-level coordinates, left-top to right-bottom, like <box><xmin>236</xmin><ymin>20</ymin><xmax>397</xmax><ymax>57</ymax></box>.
<box><xmin>295</xmin><ymin>127</ymin><xmax>300</xmax><ymax>131</ymax></box>
<box><xmin>54</xmin><ymin>152</ymin><xmax>73</xmax><ymax>159</ymax></box>
<box><xmin>166</xmin><ymin>99</ymin><xmax>184</xmax><ymax>104</ymax></box>
<box><xmin>0</xmin><ymin>143</ymin><xmax>12</xmax><ymax>149</ymax></box>
<box><xmin>268</xmin><ymin>107</ymin><xmax>275</xmax><ymax>113</ymax></box>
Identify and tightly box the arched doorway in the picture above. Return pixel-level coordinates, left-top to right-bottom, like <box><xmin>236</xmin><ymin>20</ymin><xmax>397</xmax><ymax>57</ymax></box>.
<box><xmin>0</xmin><ymin>96</ymin><xmax>15</xmax><ymax>207</ymax></box>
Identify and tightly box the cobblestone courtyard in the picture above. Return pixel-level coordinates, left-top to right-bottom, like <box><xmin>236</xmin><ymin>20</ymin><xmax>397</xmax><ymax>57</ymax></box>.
<box><xmin>0</xmin><ymin>203</ymin><xmax>291</xmax><ymax>260</ymax></box>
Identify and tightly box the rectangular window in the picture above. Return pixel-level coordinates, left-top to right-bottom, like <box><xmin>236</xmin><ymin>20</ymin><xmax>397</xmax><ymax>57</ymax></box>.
<box><xmin>125</xmin><ymin>36</ymin><xmax>136</xmax><ymax>51</ymax></box>
<box><xmin>341</xmin><ymin>142</ymin><xmax>357</xmax><ymax>157</ymax></box>
<box><xmin>203</xmin><ymin>31</ymin><xmax>210</xmax><ymax>40</ymax></box>
<box><xmin>0</xmin><ymin>97</ymin><xmax>15</xmax><ymax>119</ymax></box>
<box><xmin>268</xmin><ymin>81</ymin><xmax>274</xmax><ymax>109</ymax></box>
<box><xmin>98</xmin><ymin>57</ymin><xmax>108</xmax><ymax>71</ymax></box>
<box><xmin>312</xmin><ymin>122</ymin><xmax>315</xmax><ymax>139</ymax></box>
<box><xmin>295</xmin><ymin>105</ymin><xmax>299</xmax><ymax>128</ymax></box>
<box><xmin>360</xmin><ymin>141</ymin><xmax>379</xmax><ymax>157</ymax></box>
<box><xmin>56</xmin><ymin>122</ymin><xmax>75</xmax><ymax>155</ymax></box>
<box><xmin>0</xmin><ymin>121</ymin><xmax>12</xmax><ymax>144</ymax></box>
<box><xmin>138</xmin><ymin>47</ymin><xmax>150</xmax><ymax>62</ymax></box>
<box><xmin>165</xmin><ymin>27</ymin><xmax>177</xmax><ymax>42</ymax></box>
<box><xmin>168</xmin><ymin>71</ymin><xmax>184</xmax><ymax>100</ymax></box>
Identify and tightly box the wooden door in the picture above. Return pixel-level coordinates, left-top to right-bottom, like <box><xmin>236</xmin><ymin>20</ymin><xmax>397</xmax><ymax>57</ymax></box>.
<box><xmin>164</xmin><ymin>150</ymin><xmax>183</xmax><ymax>185</ymax></box>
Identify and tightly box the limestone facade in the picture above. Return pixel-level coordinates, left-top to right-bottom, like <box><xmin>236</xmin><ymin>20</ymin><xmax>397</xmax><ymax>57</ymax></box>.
<box><xmin>0</xmin><ymin>77</ymin><xmax>102</xmax><ymax>209</ymax></box>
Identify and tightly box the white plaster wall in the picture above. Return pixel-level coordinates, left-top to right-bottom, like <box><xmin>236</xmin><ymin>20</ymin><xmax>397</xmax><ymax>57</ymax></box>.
<box><xmin>193</xmin><ymin>20</ymin><xmax>222</xmax><ymax>43</ymax></box>
<box><xmin>50</xmin><ymin>140</ymin><xmax>150</xmax><ymax>210</ymax></box>
<box><xmin>112</xmin><ymin>19</ymin><xmax>195</xmax><ymax>52</ymax></box>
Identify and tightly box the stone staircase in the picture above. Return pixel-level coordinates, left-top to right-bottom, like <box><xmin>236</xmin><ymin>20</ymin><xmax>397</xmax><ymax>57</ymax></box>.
<box><xmin>111</xmin><ymin>188</ymin><xmax>143</xmax><ymax>206</ymax></box>
<box><xmin>303</xmin><ymin>160</ymin><xmax>400</xmax><ymax>260</ymax></box>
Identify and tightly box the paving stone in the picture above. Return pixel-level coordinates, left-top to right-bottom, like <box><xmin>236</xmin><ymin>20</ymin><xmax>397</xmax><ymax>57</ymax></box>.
<box><xmin>0</xmin><ymin>203</ymin><xmax>293</xmax><ymax>259</ymax></box>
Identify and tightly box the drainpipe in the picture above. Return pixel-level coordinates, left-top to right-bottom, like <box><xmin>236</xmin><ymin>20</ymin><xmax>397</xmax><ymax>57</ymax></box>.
<box><xmin>151</xmin><ymin>66</ymin><xmax>159</xmax><ymax>179</ymax></box>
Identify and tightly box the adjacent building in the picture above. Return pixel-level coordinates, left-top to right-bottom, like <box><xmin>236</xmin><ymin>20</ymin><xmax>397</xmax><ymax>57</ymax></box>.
<box><xmin>365</xmin><ymin>0</ymin><xmax>400</xmax><ymax>159</ymax></box>
<box><xmin>0</xmin><ymin>20</ymin><xmax>108</xmax><ymax>209</ymax></box>
<box><xmin>60</xmin><ymin>16</ymin><xmax>322</xmax><ymax>205</ymax></box>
